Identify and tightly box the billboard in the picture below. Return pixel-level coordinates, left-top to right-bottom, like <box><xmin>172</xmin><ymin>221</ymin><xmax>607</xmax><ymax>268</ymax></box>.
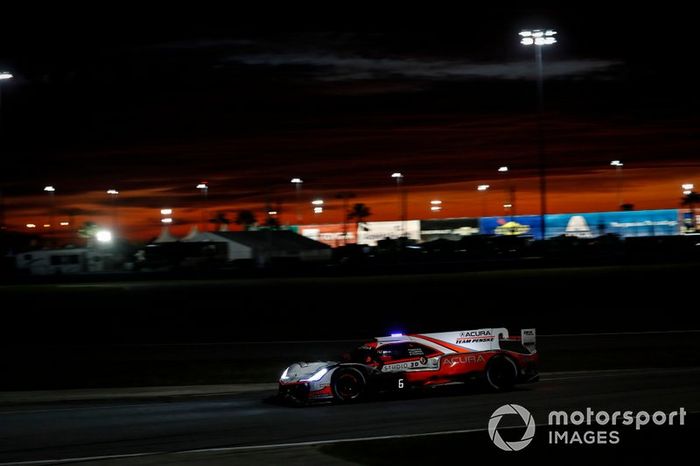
<box><xmin>545</xmin><ymin>209</ymin><xmax>679</xmax><ymax>238</ymax></box>
<box><xmin>480</xmin><ymin>215</ymin><xmax>544</xmax><ymax>240</ymax></box>
<box><xmin>357</xmin><ymin>220</ymin><xmax>421</xmax><ymax>246</ymax></box>
<box><xmin>420</xmin><ymin>218</ymin><xmax>480</xmax><ymax>242</ymax></box>
<box><xmin>299</xmin><ymin>224</ymin><xmax>355</xmax><ymax>247</ymax></box>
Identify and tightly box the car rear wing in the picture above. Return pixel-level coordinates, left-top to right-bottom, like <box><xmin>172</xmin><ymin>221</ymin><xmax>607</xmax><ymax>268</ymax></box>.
<box><xmin>498</xmin><ymin>328</ymin><xmax>537</xmax><ymax>354</ymax></box>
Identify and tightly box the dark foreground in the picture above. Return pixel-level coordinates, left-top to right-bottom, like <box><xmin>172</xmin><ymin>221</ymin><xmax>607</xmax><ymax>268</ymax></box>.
<box><xmin>0</xmin><ymin>367</ymin><xmax>697</xmax><ymax>464</ymax></box>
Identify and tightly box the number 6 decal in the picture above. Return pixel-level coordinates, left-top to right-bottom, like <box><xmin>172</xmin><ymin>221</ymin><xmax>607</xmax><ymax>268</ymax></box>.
<box><xmin>398</xmin><ymin>378</ymin><xmax>404</xmax><ymax>389</ymax></box>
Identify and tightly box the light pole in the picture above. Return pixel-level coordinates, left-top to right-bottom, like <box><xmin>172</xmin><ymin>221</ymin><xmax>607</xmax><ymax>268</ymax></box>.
<box><xmin>520</xmin><ymin>28</ymin><xmax>556</xmax><ymax>239</ymax></box>
<box><xmin>196</xmin><ymin>181</ymin><xmax>208</xmax><ymax>231</ymax></box>
<box><xmin>43</xmin><ymin>186</ymin><xmax>56</xmax><ymax>230</ymax></box>
<box><xmin>498</xmin><ymin>166</ymin><xmax>515</xmax><ymax>220</ymax></box>
<box><xmin>477</xmin><ymin>184</ymin><xmax>490</xmax><ymax>217</ymax></box>
<box><xmin>106</xmin><ymin>189</ymin><xmax>119</xmax><ymax>234</ymax></box>
<box><xmin>0</xmin><ymin>72</ymin><xmax>12</xmax><ymax>230</ymax></box>
<box><xmin>312</xmin><ymin>198</ymin><xmax>324</xmax><ymax>215</ymax></box>
<box><xmin>391</xmin><ymin>172</ymin><xmax>406</xmax><ymax>237</ymax></box>
<box><xmin>291</xmin><ymin>178</ymin><xmax>303</xmax><ymax>224</ymax></box>
<box><xmin>610</xmin><ymin>160</ymin><xmax>624</xmax><ymax>209</ymax></box>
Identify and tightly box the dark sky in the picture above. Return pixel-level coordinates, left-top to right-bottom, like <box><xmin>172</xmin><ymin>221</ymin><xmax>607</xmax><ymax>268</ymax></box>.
<box><xmin>1</xmin><ymin>8</ymin><xmax>698</xmax><ymax>238</ymax></box>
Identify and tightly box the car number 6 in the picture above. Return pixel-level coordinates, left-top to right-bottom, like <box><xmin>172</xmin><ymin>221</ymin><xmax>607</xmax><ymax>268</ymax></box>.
<box><xmin>398</xmin><ymin>378</ymin><xmax>404</xmax><ymax>389</ymax></box>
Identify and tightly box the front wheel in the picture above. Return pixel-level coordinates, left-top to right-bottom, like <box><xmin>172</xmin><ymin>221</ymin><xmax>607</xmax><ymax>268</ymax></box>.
<box><xmin>485</xmin><ymin>356</ymin><xmax>518</xmax><ymax>391</ymax></box>
<box><xmin>331</xmin><ymin>367</ymin><xmax>366</xmax><ymax>402</ymax></box>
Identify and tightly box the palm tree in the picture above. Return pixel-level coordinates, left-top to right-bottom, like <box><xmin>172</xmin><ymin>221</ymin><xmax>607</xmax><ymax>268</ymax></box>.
<box><xmin>347</xmin><ymin>203</ymin><xmax>371</xmax><ymax>243</ymax></box>
<box><xmin>235</xmin><ymin>210</ymin><xmax>257</xmax><ymax>231</ymax></box>
<box><xmin>262</xmin><ymin>216</ymin><xmax>281</xmax><ymax>229</ymax></box>
<box><xmin>210</xmin><ymin>212</ymin><xmax>230</xmax><ymax>231</ymax></box>
<box><xmin>682</xmin><ymin>191</ymin><xmax>700</xmax><ymax>231</ymax></box>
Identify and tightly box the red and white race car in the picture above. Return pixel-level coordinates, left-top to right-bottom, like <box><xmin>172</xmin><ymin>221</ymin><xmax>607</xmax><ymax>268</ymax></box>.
<box><xmin>278</xmin><ymin>327</ymin><xmax>538</xmax><ymax>403</ymax></box>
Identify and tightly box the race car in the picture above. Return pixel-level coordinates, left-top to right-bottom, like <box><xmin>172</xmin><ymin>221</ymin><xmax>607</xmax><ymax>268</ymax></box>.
<box><xmin>278</xmin><ymin>327</ymin><xmax>538</xmax><ymax>403</ymax></box>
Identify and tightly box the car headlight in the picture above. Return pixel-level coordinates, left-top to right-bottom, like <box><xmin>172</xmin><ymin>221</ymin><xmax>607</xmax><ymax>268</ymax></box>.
<box><xmin>280</xmin><ymin>367</ymin><xmax>290</xmax><ymax>380</ymax></box>
<box><xmin>303</xmin><ymin>367</ymin><xmax>328</xmax><ymax>382</ymax></box>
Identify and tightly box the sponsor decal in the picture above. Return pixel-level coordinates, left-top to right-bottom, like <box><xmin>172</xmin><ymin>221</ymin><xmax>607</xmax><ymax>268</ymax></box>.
<box><xmin>442</xmin><ymin>354</ymin><xmax>485</xmax><ymax>368</ymax></box>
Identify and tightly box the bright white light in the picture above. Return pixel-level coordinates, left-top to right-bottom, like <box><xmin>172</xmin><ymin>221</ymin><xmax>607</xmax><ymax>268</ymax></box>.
<box><xmin>313</xmin><ymin>207</ymin><xmax>323</xmax><ymax>214</ymax></box>
<box><xmin>303</xmin><ymin>367</ymin><xmax>328</xmax><ymax>382</ymax></box>
<box><xmin>610</xmin><ymin>160</ymin><xmax>623</xmax><ymax>167</ymax></box>
<box><xmin>683</xmin><ymin>190</ymin><xmax>692</xmax><ymax>195</ymax></box>
<box><xmin>59</xmin><ymin>221</ymin><xmax>70</xmax><ymax>226</ymax></box>
<box><xmin>268</xmin><ymin>210</ymin><xmax>278</xmax><ymax>215</ymax></box>
<box><xmin>498</xmin><ymin>166</ymin><xmax>509</xmax><ymax>173</ymax></box>
<box><xmin>477</xmin><ymin>184</ymin><xmax>490</xmax><ymax>191</ymax></box>
<box><xmin>106</xmin><ymin>189</ymin><xmax>119</xmax><ymax>195</ymax></box>
<box><xmin>311</xmin><ymin>199</ymin><xmax>324</xmax><ymax>205</ymax></box>
<box><xmin>43</xmin><ymin>186</ymin><xmax>55</xmax><ymax>192</ymax></box>
<box><xmin>390</xmin><ymin>333</ymin><xmax>403</xmax><ymax>337</ymax></box>
<box><xmin>280</xmin><ymin>368</ymin><xmax>290</xmax><ymax>380</ymax></box>
<box><xmin>545</xmin><ymin>30</ymin><xmax>557</xmax><ymax>36</ymax></box>
<box><xmin>504</xmin><ymin>203</ymin><xmax>513</xmax><ymax>209</ymax></box>
<box><xmin>682</xmin><ymin>184</ymin><xmax>694</xmax><ymax>191</ymax></box>
<box><xmin>391</xmin><ymin>172</ymin><xmax>404</xmax><ymax>178</ymax></box>
<box><xmin>0</xmin><ymin>72</ymin><xmax>12</xmax><ymax>80</ymax></box>
<box><xmin>430</xmin><ymin>200</ymin><xmax>442</xmax><ymax>205</ymax></box>
<box><xmin>291</xmin><ymin>178</ymin><xmax>303</xmax><ymax>184</ymax></box>
<box><xmin>161</xmin><ymin>218</ymin><xmax>173</xmax><ymax>224</ymax></box>
<box><xmin>196</xmin><ymin>183</ymin><xmax>208</xmax><ymax>189</ymax></box>
<box><xmin>430</xmin><ymin>206</ymin><xmax>442</xmax><ymax>212</ymax></box>
<box><xmin>160</xmin><ymin>208</ymin><xmax>172</xmax><ymax>215</ymax></box>
<box><xmin>521</xmin><ymin>29</ymin><xmax>557</xmax><ymax>46</ymax></box>
<box><xmin>519</xmin><ymin>31</ymin><xmax>532</xmax><ymax>37</ymax></box>
<box><xmin>26</xmin><ymin>223</ymin><xmax>36</xmax><ymax>228</ymax></box>
<box><xmin>521</xmin><ymin>37</ymin><xmax>535</xmax><ymax>45</ymax></box>
<box><xmin>96</xmin><ymin>230</ymin><xmax>113</xmax><ymax>243</ymax></box>
<box><xmin>43</xmin><ymin>224</ymin><xmax>51</xmax><ymax>228</ymax></box>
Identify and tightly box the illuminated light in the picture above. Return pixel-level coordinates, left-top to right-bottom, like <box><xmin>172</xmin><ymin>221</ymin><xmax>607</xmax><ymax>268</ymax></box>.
<box><xmin>43</xmin><ymin>186</ymin><xmax>56</xmax><ymax>192</ymax></box>
<box><xmin>196</xmin><ymin>183</ymin><xmax>208</xmax><ymax>189</ymax></box>
<box><xmin>280</xmin><ymin>368</ymin><xmax>290</xmax><ymax>380</ymax></box>
<box><xmin>610</xmin><ymin>160</ymin><xmax>623</xmax><ymax>167</ymax></box>
<box><xmin>391</xmin><ymin>172</ymin><xmax>404</xmax><ymax>178</ymax></box>
<box><xmin>0</xmin><ymin>72</ymin><xmax>13</xmax><ymax>80</ymax></box>
<box><xmin>544</xmin><ymin>37</ymin><xmax>557</xmax><ymax>45</ymax></box>
<box><xmin>59</xmin><ymin>221</ymin><xmax>70</xmax><ymax>226</ymax></box>
<box><xmin>311</xmin><ymin>199</ymin><xmax>324</xmax><ymax>205</ymax></box>
<box><xmin>520</xmin><ymin>37</ymin><xmax>535</xmax><ymax>45</ymax></box>
<box><xmin>106</xmin><ymin>189</ymin><xmax>119</xmax><ymax>195</ymax></box>
<box><xmin>521</xmin><ymin>29</ymin><xmax>557</xmax><ymax>46</ymax></box>
<box><xmin>303</xmin><ymin>367</ymin><xmax>328</xmax><ymax>382</ymax></box>
<box><xmin>43</xmin><ymin>224</ymin><xmax>51</xmax><ymax>228</ymax></box>
<box><xmin>498</xmin><ymin>166</ymin><xmax>509</xmax><ymax>173</ymax></box>
<box><xmin>545</xmin><ymin>30</ymin><xmax>557</xmax><ymax>36</ymax></box>
<box><xmin>430</xmin><ymin>200</ymin><xmax>442</xmax><ymax>205</ymax></box>
<box><xmin>290</xmin><ymin>178</ymin><xmax>303</xmax><ymax>184</ymax></box>
<box><xmin>477</xmin><ymin>184</ymin><xmax>490</xmax><ymax>191</ymax></box>
<box><xmin>160</xmin><ymin>208</ymin><xmax>172</xmax><ymax>215</ymax></box>
<box><xmin>268</xmin><ymin>210</ymin><xmax>278</xmax><ymax>215</ymax></box>
<box><xmin>682</xmin><ymin>184</ymin><xmax>694</xmax><ymax>191</ymax></box>
<box><xmin>95</xmin><ymin>230</ymin><xmax>113</xmax><ymax>243</ymax></box>
<box><xmin>26</xmin><ymin>223</ymin><xmax>36</xmax><ymax>228</ymax></box>
<box><xmin>518</xmin><ymin>31</ymin><xmax>532</xmax><ymax>37</ymax></box>
<box><xmin>683</xmin><ymin>190</ymin><xmax>692</xmax><ymax>195</ymax></box>
<box><xmin>532</xmin><ymin>30</ymin><xmax>544</xmax><ymax>38</ymax></box>
<box><xmin>161</xmin><ymin>218</ymin><xmax>173</xmax><ymax>224</ymax></box>
<box><xmin>504</xmin><ymin>203</ymin><xmax>513</xmax><ymax>209</ymax></box>
<box><xmin>390</xmin><ymin>333</ymin><xmax>403</xmax><ymax>337</ymax></box>
<box><xmin>430</xmin><ymin>206</ymin><xmax>442</xmax><ymax>212</ymax></box>
<box><xmin>313</xmin><ymin>207</ymin><xmax>323</xmax><ymax>214</ymax></box>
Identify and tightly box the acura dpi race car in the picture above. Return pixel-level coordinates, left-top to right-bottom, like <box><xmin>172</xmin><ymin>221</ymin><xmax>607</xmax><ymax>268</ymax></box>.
<box><xmin>278</xmin><ymin>327</ymin><xmax>538</xmax><ymax>404</ymax></box>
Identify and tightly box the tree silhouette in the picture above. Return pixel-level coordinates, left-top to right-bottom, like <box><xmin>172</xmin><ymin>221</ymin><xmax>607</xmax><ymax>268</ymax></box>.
<box><xmin>235</xmin><ymin>210</ymin><xmax>257</xmax><ymax>230</ymax></box>
<box><xmin>210</xmin><ymin>212</ymin><xmax>230</xmax><ymax>231</ymax></box>
<box><xmin>347</xmin><ymin>203</ymin><xmax>372</xmax><ymax>240</ymax></box>
<box><xmin>262</xmin><ymin>216</ymin><xmax>281</xmax><ymax>229</ymax></box>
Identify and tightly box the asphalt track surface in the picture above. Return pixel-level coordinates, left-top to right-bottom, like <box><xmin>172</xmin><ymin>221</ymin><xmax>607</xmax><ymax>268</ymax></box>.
<box><xmin>0</xmin><ymin>366</ymin><xmax>698</xmax><ymax>465</ymax></box>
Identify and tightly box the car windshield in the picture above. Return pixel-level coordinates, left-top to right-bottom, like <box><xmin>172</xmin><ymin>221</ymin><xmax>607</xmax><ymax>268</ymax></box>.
<box><xmin>347</xmin><ymin>345</ymin><xmax>378</xmax><ymax>364</ymax></box>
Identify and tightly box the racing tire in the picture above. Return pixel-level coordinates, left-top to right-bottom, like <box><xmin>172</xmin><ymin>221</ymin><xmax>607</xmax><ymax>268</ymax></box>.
<box><xmin>331</xmin><ymin>367</ymin><xmax>366</xmax><ymax>402</ymax></box>
<box><xmin>485</xmin><ymin>355</ymin><xmax>518</xmax><ymax>391</ymax></box>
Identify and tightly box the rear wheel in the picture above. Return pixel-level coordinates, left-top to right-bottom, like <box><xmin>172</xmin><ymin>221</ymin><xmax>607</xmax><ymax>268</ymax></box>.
<box><xmin>331</xmin><ymin>367</ymin><xmax>366</xmax><ymax>402</ymax></box>
<box><xmin>485</xmin><ymin>356</ymin><xmax>518</xmax><ymax>391</ymax></box>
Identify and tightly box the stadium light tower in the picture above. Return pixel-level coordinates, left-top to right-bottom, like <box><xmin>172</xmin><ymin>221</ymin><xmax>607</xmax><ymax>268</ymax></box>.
<box><xmin>520</xmin><ymin>28</ymin><xmax>557</xmax><ymax>240</ymax></box>
<box><xmin>477</xmin><ymin>184</ymin><xmax>490</xmax><ymax>217</ymax></box>
<box><xmin>196</xmin><ymin>181</ymin><xmax>209</xmax><ymax>231</ymax></box>
<box><xmin>391</xmin><ymin>172</ymin><xmax>406</xmax><ymax>237</ymax></box>
<box><xmin>44</xmin><ymin>186</ymin><xmax>56</xmax><ymax>229</ymax></box>
<box><xmin>610</xmin><ymin>160</ymin><xmax>624</xmax><ymax>209</ymax></box>
<box><xmin>291</xmin><ymin>178</ymin><xmax>303</xmax><ymax>224</ymax></box>
<box><xmin>0</xmin><ymin>72</ymin><xmax>12</xmax><ymax>230</ymax></box>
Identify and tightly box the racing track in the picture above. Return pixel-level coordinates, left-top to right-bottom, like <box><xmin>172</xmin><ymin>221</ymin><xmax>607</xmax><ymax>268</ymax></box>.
<box><xmin>0</xmin><ymin>366</ymin><xmax>698</xmax><ymax>465</ymax></box>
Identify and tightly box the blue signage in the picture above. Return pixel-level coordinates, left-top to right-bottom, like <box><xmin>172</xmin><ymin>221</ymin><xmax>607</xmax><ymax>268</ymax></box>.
<box><xmin>545</xmin><ymin>209</ymin><xmax>679</xmax><ymax>238</ymax></box>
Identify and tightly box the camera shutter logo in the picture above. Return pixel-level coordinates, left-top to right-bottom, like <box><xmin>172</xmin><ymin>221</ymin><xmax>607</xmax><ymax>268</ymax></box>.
<box><xmin>488</xmin><ymin>404</ymin><xmax>536</xmax><ymax>451</ymax></box>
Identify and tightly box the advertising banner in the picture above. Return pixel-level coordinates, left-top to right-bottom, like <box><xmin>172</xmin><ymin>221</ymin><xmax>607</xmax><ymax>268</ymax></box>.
<box><xmin>480</xmin><ymin>215</ymin><xmax>543</xmax><ymax>240</ymax></box>
<box><xmin>545</xmin><ymin>209</ymin><xmax>679</xmax><ymax>238</ymax></box>
<box><xmin>357</xmin><ymin>220</ymin><xmax>421</xmax><ymax>246</ymax></box>
<box><xmin>420</xmin><ymin>218</ymin><xmax>480</xmax><ymax>242</ymax></box>
<box><xmin>299</xmin><ymin>224</ymin><xmax>355</xmax><ymax>247</ymax></box>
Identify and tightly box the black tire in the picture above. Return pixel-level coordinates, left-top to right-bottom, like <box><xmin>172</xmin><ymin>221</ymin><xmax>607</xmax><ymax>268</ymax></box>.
<box><xmin>485</xmin><ymin>355</ymin><xmax>518</xmax><ymax>391</ymax></box>
<box><xmin>331</xmin><ymin>367</ymin><xmax>366</xmax><ymax>402</ymax></box>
